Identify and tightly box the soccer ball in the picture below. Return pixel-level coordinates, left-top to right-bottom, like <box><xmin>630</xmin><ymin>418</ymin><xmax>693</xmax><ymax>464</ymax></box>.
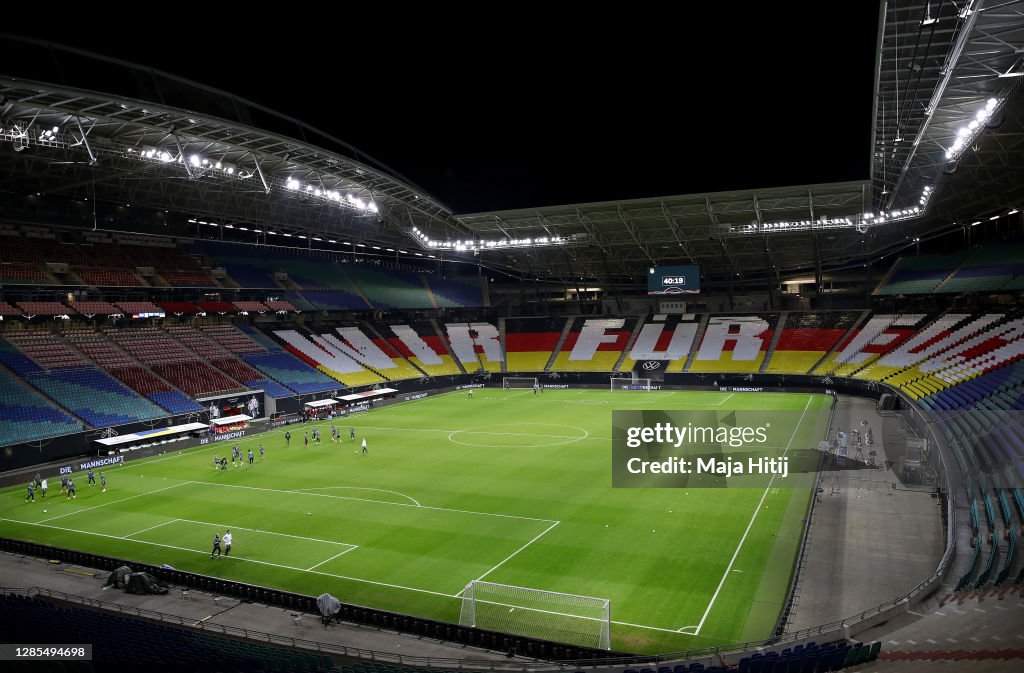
<box><xmin>43</xmin><ymin>509</ymin><xmax>47</xmax><ymax>513</ymax></box>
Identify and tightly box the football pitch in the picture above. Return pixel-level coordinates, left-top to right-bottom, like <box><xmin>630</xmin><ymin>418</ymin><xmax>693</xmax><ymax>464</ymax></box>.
<box><xmin>0</xmin><ymin>389</ymin><xmax>833</xmax><ymax>654</ymax></box>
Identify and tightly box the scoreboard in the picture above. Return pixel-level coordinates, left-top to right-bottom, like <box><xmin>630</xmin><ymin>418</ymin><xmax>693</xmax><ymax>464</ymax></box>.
<box><xmin>647</xmin><ymin>265</ymin><xmax>700</xmax><ymax>295</ymax></box>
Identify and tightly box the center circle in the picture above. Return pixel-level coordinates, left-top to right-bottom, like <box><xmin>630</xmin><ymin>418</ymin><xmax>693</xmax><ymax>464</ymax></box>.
<box><xmin>448</xmin><ymin>423</ymin><xmax>589</xmax><ymax>448</ymax></box>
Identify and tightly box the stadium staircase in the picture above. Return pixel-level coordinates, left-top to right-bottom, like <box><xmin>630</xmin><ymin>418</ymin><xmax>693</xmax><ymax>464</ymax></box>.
<box><xmin>360</xmin><ymin>321</ymin><xmax>429</xmax><ymax>379</ymax></box>
<box><xmin>808</xmin><ymin>308</ymin><xmax>872</xmax><ymax>375</ymax></box>
<box><xmin>612</xmin><ymin>316</ymin><xmax>646</xmax><ymax>372</ymax></box>
<box><xmin>419</xmin><ymin>275</ymin><xmax>440</xmax><ymax>309</ymax></box>
<box><xmin>544</xmin><ymin>317</ymin><xmax>574</xmax><ymax>371</ymax></box>
<box><xmin>682</xmin><ymin>313</ymin><xmax>710</xmax><ymax>372</ymax></box>
<box><xmin>498</xmin><ymin>317</ymin><xmax>508</xmax><ymax>373</ymax></box>
<box><xmin>758</xmin><ymin>310</ymin><xmax>788</xmax><ymax>373</ymax></box>
<box><xmin>429</xmin><ymin>318</ymin><xmax>466</xmax><ymax>373</ymax></box>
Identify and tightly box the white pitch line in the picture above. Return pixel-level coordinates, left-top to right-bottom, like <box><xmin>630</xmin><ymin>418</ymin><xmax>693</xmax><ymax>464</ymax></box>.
<box><xmin>714</xmin><ymin>392</ymin><xmax>736</xmax><ymax>406</ymax></box>
<box><xmin>175</xmin><ymin>517</ymin><xmax>355</xmax><ymax>548</ymax></box>
<box><xmin>123</xmin><ymin>519</ymin><xmax>180</xmax><ymax>539</ymax></box>
<box><xmin>293</xmin><ymin>486</ymin><xmax>421</xmax><ymax>507</ymax></box>
<box><xmin>306</xmin><ymin>546</ymin><xmax>359</xmax><ymax>571</ymax></box>
<box><xmin>466</xmin><ymin>596</ymin><xmax>686</xmax><ymax>635</ymax></box>
<box><xmin>0</xmin><ymin>516</ymin><xmax>453</xmax><ymax>599</ymax></box>
<box><xmin>354</xmin><ymin>425</ymin><xmax>589</xmax><ymax>440</ymax></box>
<box><xmin>455</xmin><ymin>521</ymin><xmax>560</xmax><ymax>597</ymax></box>
<box><xmin>188</xmin><ymin>479</ymin><xmax>558</xmax><ymax>524</ymax></box>
<box><xmin>40</xmin><ymin>481</ymin><xmax>193</xmax><ymax>523</ymax></box>
<box><xmin>692</xmin><ymin>394</ymin><xmax>814</xmax><ymax>636</ymax></box>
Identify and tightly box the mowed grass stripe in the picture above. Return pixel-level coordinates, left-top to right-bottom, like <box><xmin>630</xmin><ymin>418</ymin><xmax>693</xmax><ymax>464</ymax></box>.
<box><xmin>0</xmin><ymin>389</ymin><xmax>833</xmax><ymax>654</ymax></box>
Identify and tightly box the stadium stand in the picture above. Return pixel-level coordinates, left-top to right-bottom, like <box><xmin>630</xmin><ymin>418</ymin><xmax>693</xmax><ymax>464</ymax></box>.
<box><xmin>67</xmin><ymin>300</ymin><xmax>119</xmax><ymax>316</ymax></box>
<box><xmin>16</xmin><ymin>301</ymin><xmax>75</xmax><ymax>316</ymax></box>
<box><xmin>0</xmin><ymin>263</ymin><xmax>54</xmax><ymax>284</ymax></box>
<box><xmin>106</xmin><ymin>327</ymin><xmax>246</xmax><ymax>396</ymax></box>
<box><xmin>114</xmin><ymin>301</ymin><xmax>165</xmax><ymax>315</ymax></box>
<box><xmin>812</xmin><ymin>313</ymin><xmax>927</xmax><ymax>376</ymax></box>
<box><xmin>157</xmin><ymin>301</ymin><xmax>201</xmax><ymax>314</ymax></box>
<box><xmin>158</xmin><ymin>270</ymin><xmax>218</xmax><ymax>287</ymax></box>
<box><xmin>445</xmin><ymin>321</ymin><xmax>503</xmax><ymax>373</ymax></box>
<box><xmin>765</xmin><ymin>311</ymin><xmax>862</xmax><ymax>374</ymax></box>
<box><xmin>937</xmin><ymin>240</ymin><xmax>1024</xmax><ymax>293</ymax></box>
<box><xmin>166</xmin><ymin>325</ymin><xmax>293</xmax><ymax>398</ymax></box>
<box><xmin>619</xmin><ymin>314</ymin><xmax>701</xmax><ymax>373</ymax></box>
<box><xmin>0</xmin><ymin>301</ymin><xmax>23</xmax><ymax>316</ymax></box>
<box><xmin>505</xmin><ymin>317</ymin><xmax>567</xmax><ymax>371</ymax></box>
<box><xmin>232</xmin><ymin>300</ymin><xmax>270</xmax><ymax>312</ymax></box>
<box><xmin>196</xmin><ymin>300</ymin><xmax>237</xmax><ymax>313</ymax></box>
<box><xmin>4</xmin><ymin>330</ymin><xmax>169</xmax><ymax>425</ymax></box>
<box><xmin>197</xmin><ymin>241</ymin><xmax>281</xmax><ymax>289</ymax></box>
<box><xmin>64</xmin><ymin>329</ymin><xmax>202</xmax><ymax>414</ymax></box>
<box><xmin>381</xmin><ymin>320</ymin><xmax>462</xmax><ymax>376</ymax></box>
<box><xmin>0</xmin><ymin>368</ymin><xmax>84</xmax><ymax>445</ymax></box>
<box><xmin>875</xmin><ymin>252</ymin><xmax>967</xmax><ymax>295</ymax></box>
<box><xmin>210</xmin><ymin>324</ymin><xmax>338</xmax><ymax>394</ymax></box>
<box><xmin>360</xmin><ymin>322</ymin><xmax>425</xmax><ymax>380</ymax></box>
<box><xmin>272</xmin><ymin>328</ymin><xmax>384</xmax><ymax>387</ymax></box>
<box><xmin>344</xmin><ymin>264</ymin><xmax>434</xmax><ymax>309</ymax></box>
<box><xmin>4</xmin><ymin>331</ymin><xmax>91</xmax><ymax>370</ymax></box>
<box><xmin>550</xmin><ymin>317</ymin><xmax>638</xmax><ymax>371</ymax></box>
<box><xmin>300</xmin><ymin>290</ymin><xmax>368</xmax><ymax>311</ymax></box>
<box><xmin>688</xmin><ymin>314</ymin><xmax>779</xmax><ymax>373</ymax></box>
<box><xmin>265</xmin><ymin>299</ymin><xmax>297</xmax><ymax>312</ymax></box>
<box><xmin>428</xmin><ymin>275</ymin><xmax>485</xmax><ymax>307</ymax></box>
<box><xmin>74</xmin><ymin>267</ymin><xmax>146</xmax><ymax>287</ymax></box>
<box><xmin>285</xmin><ymin>291</ymin><xmax>315</xmax><ymax>312</ymax></box>
<box><xmin>26</xmin><ymin>367</ymin><xmax>167</xmax><ymax>427</ymax></box>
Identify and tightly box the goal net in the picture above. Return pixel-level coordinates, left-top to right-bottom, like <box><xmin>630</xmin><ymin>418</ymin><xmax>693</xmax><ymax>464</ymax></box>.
<box><xmin>459</xmin><ymin>580</ymin><xmax>610</xmax><ymax>650</ymax></box>
<box><xmin>610</xmin><ymin>377</ymin><xmax>652</xmax><ymax>391</ymax></box>
<box><xmin>503</xmin><ymin>377</ymin><xmax>538</xmax><ymax>390</ymax></box>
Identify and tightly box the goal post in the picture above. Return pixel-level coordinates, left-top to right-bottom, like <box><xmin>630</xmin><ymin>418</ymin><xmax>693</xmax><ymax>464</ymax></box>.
<box><xmin>459</xmin><ymin>580</ymin><xmax>611</xmax><ymax>650</ymax></box>
<box><xmin>610</xmin><ymin>376</ymin><xmax>652</xmax><ymax>391</ymax></box>
<box><xmin>503</xmin><ymin>376</ymin><xmax>539</xmax><ymax>390</ymax></box>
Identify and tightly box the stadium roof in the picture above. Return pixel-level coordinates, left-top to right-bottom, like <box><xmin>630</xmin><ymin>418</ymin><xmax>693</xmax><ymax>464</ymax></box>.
<box><xmin>1</xmin><ymin>3</ymin><xmax>1022</xmax><ymax>288</ymax></box>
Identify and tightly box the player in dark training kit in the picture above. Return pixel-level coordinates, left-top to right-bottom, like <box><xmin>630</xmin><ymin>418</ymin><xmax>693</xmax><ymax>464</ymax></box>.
<box><xmin>210</xmin><ymin>532</ymin><xmax>222</xmax><ymax>558</ymax></box>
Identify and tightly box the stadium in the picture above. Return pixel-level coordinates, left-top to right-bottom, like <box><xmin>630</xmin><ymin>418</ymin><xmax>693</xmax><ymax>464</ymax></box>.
<box><xmin>0</xmin><ymin>4</ymin><xmax>1023</xmax><ymax>670</ymax></box>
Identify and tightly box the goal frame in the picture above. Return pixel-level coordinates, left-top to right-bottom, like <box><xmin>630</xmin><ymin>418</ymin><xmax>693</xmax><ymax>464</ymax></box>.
<box><xmin>503</xmin><ymin>376</ymin><xmax>539</xmax><ymax>390</ymax></box>
<box><xmin>610</xmin><ymin>376</ymin><xmax>652</xmax><ymax>391</ymax></box>
<box><xmin>459</xmin><ymin>579</ymin><xmax>611</xmax><ymax>650</ymax></box>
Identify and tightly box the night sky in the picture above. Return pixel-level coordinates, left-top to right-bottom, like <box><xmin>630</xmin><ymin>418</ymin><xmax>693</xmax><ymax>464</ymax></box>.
<box><xmin>6</xmin><ymin>7</ymin><xmax>879</xmax><ymax>213</ymax></box>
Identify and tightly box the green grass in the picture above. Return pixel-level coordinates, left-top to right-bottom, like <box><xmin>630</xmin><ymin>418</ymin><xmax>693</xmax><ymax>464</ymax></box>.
<box><xmin>0</xmin><ymin>389</ymin><xmax>832</xmax><ymax>654</ymax></box>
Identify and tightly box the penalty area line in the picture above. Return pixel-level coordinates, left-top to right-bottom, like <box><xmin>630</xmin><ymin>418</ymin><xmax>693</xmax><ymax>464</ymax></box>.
<box><xmin>0</xmin><ymin>516</ymin><xmax>451</xmax><ymax>599</ymax></box>
<box><xmin>455</xmin><ymin>520</ymin><xmax>560</xmax><ymax>597</ymax></box>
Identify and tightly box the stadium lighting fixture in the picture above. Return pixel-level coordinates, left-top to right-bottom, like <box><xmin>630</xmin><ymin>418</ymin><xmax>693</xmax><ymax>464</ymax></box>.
<box><xmin>1009</xmin><ymin>209</ymin><xmax>1019</xmax><ymax>215</ymax></box>
<box><xmin>286</xmin><ymin>178</ymin><xmax>300</xmax><ymax>190</ymax></box>
<box><xmin>971</xmin><ymin>221</ymin><xmax>981</xmax><ymax>226</ymax></box>
<box><xmin>989</xmin><ymin>215</ymin><xmax>999</xmax><ymax>220</ymax></box>
<box><xmin>946</xmin><ymin>97</ymin><xmax>1001</xmax><ymax>160</ymax></box>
